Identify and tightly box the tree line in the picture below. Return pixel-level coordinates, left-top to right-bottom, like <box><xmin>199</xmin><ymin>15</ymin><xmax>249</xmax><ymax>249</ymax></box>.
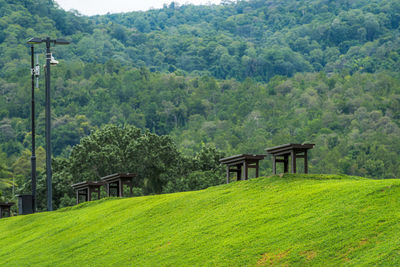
<box><xmin>1</xmin><ymin>0</ymin><xmax>400</xmax><ymax>207</ymax></box>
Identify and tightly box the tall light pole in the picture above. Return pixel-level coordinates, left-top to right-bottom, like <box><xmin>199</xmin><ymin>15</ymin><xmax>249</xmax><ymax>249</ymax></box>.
<box><xmin>27</xmin><ymin>37</ymin><xmax>70</xmax><ymax>211</ymax></box>
<box><xmin>29</xmin><ymin>44</ymin><xmax>38</xmax><ymax>213</ymax></box>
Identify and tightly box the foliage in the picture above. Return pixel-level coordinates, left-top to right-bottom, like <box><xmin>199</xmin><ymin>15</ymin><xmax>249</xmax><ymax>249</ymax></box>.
<box><xmin>0</xmin><ymin>152</ymin><xmax>13</xmax><ymax>194</ymax></box>
<box><xmin>1</xmin><ymin>0</ymin><xmax>400</xmax><ymax>82</ymax></box>
<box><xmin>163</xmin><ymin>144</ymin><xmax>226</xmax><ymax>192</ymax></box>
<box><xmin>1</xmin><ymin>175</ymin><xmax>400</xmax><ymax>265</ymax></box>
<box><xmin>193</xmin><ymin>143</ymin><xmax>226</xmax><ymax>172</ymax></box>
<box><xmin>67</xmin><ymin>124</ymin><xmax>185</xmax><ymax>194</ymax></box>
<box><xmin>2</xmin><ymin>124</ymin><xmax>226</xmax><ymax>210</ymax></box>
<box><xmin>11</xmin><ymin>147</ymin><xmax>45</xmax><ymax>189</ymax></box>
<box><xmin>1</xmin><ymin>0</ymin><xmax>400</xmax><ymax>203</ymax></box>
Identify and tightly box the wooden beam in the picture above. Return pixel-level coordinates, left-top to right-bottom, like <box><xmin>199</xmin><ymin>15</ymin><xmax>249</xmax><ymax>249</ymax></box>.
<box><xmin>226</xmin><ymin>166</ymin><xmax>230</xmax><ymax>184</ymax></box>
<box><xmin>291</xmin><ymin>150</ymin><xmax>296</xmax><ymax>173</ymax></box>
<box><xmin>272</xmin><ymin>155</ymin><xmax>276</xmax><ymax>174</ymax></box>
<box><xmin>76</xmin><ymin>189</ymin><xmax>79</xmax><ymax>205</ymax></box>
<box><xmin>129</xmin><ymin>181</ymin><xmax>133</xmax><ymax>196</ymax></box>
<box><xmin>256</xmin><ymin>160</ymin><xmax>259</xmax><ymax>177</ymax></box>
<box><xmin>119</xmin><ymin>179</ymin><xmax>123</xmax><ymax>197</ymax></box>
<box><xmin>304</xmin><ymin>150</ymin><xmax>308</xmax><ymax>174</ymax></box>
<box><xmin>244</xmin><ymin>161</ymin><xmax>248</xmax><ymax>180</ymax></box>
<box><xmin>88</xmin><ymin>187</ymin><xmax>91</xmax><ymax>201</ymax></box>
<box><xmin>284</xmin><ymin>155</ymin><xmax>289</xmax><ymax>173</ymax></box>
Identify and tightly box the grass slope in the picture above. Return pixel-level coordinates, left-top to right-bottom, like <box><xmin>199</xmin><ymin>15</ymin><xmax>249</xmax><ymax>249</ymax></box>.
<box><xmin>1</xmin><ymin>174</ymin><xmax>400</xmax><ymax>266</ymax></box>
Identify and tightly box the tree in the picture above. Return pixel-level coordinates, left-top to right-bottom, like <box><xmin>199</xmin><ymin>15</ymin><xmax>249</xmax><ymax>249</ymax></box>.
<box><xmin>163</xmin><ymin>144</ymin><xmax>225</xmax><ymax>193</ymax></box>
<box><xmin>68</xmin><ymin>125</ymin><xmax>142</xmax><ymax>182</ymax></box>
<box><xmin>67</xmin><ymin>125</ymin><xmax>184</xmax><ymax>194</ymax></box>
<box><xmin>0</xmin><ymin>153</ymin><xmax>13</xmax><ymax>192</ymax></box>
<box><xmin>12</xmin><ymin>147</ymin><xmax>45</xmax><ymax>191</ymax></box>
<box><xmin>193</xmin><ymin>143</ymin><xmax>225</xmax><ymax>172</ymax></box>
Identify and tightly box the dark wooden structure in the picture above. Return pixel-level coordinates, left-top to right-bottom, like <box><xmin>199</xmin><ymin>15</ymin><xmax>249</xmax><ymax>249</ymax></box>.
<box><xmin>266</xmin><ymin>143</ymin><xmax>315</xmax><ymax>174</ymax></box>
<box><xmin>17</xmin><ymin>195</ymin><xmax>33</xmax><ymax>215</ymax></box>
<box><xmin>220</xmin><ymin>154</ymin><xmax>266</xmax><ymax>183</ymax></box>
<box><xmin>0</xmin><ymin>202</ymin><xmax>14</xmax><ymax>219</ymax></box>
<box><xmin>71</xmin><ymin>181</ymin><xmax>105</xmax><ymax>204</ymax></box>
<box><xmin>101</xmin><ymin>173</ymin><xmax>136</xmax><ymax>197</ymax></box>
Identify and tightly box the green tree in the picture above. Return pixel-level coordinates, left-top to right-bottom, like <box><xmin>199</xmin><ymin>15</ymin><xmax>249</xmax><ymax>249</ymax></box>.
<box><xmin>67</xmin><ymin>125</ymin><xmax>184</xmax><ymax>194</ymax></box>
<box><xmin>163</xmin><ymin>144</ymin><xmax>225</xmax><ymax>193</ymax></box>
<box><xmin>0</xmin><ymin>153</ymin><xmax>13</xmax><ymax>193</ymax></box>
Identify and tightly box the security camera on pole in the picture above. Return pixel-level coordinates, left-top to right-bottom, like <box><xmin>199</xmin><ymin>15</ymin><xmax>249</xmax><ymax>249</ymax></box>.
<box><xmin>27</xmin><ymin>37</ymin><xmax>70</xmax><ymax>211</ymax></box>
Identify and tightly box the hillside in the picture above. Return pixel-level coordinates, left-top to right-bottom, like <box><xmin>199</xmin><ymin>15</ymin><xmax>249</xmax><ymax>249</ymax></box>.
<box><xmin>1</xmin><ymin>0</ymin><xmax>400</xmax><ymax>209</ymax></box>
<box><xmin>2</xmin><ymin>0</ymin><xmax>400</xmax><ymax>80</ymax></box>
<box><xmin>1</xmin><ymin>174</ymin><xmax>400</xmax><ymax>265</ymax></box>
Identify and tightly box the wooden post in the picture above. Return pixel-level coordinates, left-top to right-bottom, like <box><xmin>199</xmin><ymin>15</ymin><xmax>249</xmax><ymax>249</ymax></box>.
<box><xmin>129</xmin><ymin>181</ymin><xmax>133</xmax><ymax>196</ymax></box>
<box><xmin>76</xmin><ymin>190</ymin><xmax>79</xmax><ymax>204</ymax></box>
<box><xmin>237</xmin><ymin>165</ymin><xmax>242</xmax><ymax>181</ymax></box>
<box><xmin>106</xmin><ymin>183</ymin><xmax>110</xmax><ymax>197</ymax></box>
<box><xmin>0</xmin><ymin>206</ymin><xmax>3</xmax><ymax>219</ymax></box>
<box><xmin>272</xmin><ymin>155</ymin><xmax>276</xmax><ymax>174</ymax></box>
<box><xmin>97</xmin><ymin>187</ymin><xmax>101</xmax><ymax>200</ymax></box>
<box><xmin>244</xmin><ymin>161</ymin><xmax>248</xmax><ymax>180</ymax></box>
<box><xmin>226</xmin><ymin>166</ymin><xmax>230</xmax><ymax>184</ymax></box>
<box><xmin>284</xmin><ymin>155</ymin><xmax>289</xmax><ymax>173</ymax></box>
<box><xmin>255</xmin><ymin>160</ymin><xmax>259</xmax><ymax>177</ymax></box>
<box><xmin>304</xmin><ymin>150</ymin><xmax>308</xmax><ymax>174</ymax></box>
<box><xmin>291</xmin><ymin>151</ymin><xmax>296</xmax><ymax>173</ymax></box>
<box><xmin>88</xmin><ymin>187</ymin><xmax>91</xmax><ymax>201</ymax></box>
<box><xmin>119</xmin><ymin>179</ymin><xmax>123</xmax><ymax>197</ymax></box>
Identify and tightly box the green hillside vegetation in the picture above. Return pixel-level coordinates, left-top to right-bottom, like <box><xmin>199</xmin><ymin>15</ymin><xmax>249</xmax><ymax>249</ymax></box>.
<box><xmin>0</xmin><ymin>174</ymin><xmax>399</xmax><ymax>265</ymax></box>
<box><xmin>1</xmin><ymin>0</ymin><xmax>400</xmax><ymax>207</ymax></box>
<box><xmin>2</xmin><ymin>0</ymin><xmax>400</xmax><ymax>80</ymax></box>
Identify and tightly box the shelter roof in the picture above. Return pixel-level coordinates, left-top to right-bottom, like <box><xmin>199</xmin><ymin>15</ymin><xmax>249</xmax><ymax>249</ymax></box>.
<box><xmin>71</xmin><ymin>181</ymin><xmax>105</xmax><ymax>190</ymax></box>
<box><xmin>266</xmin><ymin>143</ymin><xmax>315</xmax><ymax>155</ymax></box>
<box><xmin>101</xmin><ymin>173</ymin><xmax>136</xmax><ymax>182</ymax></box>
<box><xmin>219</xmin><ymin>154</ymin><xmax>266</xmax><ymax>165</ymax></box>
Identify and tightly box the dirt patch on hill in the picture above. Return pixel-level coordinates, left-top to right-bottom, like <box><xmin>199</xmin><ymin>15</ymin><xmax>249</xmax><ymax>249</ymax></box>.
<box><xmin>257</xmin><ymin>250</ymin><xmax>289</xmax><ymax>266</ymax></box>
<box><xmin>300</xmin><ymin>250</ymin><xmax>317</xmax><ymax>261</ymax></box>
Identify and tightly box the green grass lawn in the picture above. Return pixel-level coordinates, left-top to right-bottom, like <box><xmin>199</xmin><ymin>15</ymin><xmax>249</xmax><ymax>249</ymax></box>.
<box><xmin>1</xmin><ymin>174</ymin><xmax>400</xmax><ymax>266</ymax></box>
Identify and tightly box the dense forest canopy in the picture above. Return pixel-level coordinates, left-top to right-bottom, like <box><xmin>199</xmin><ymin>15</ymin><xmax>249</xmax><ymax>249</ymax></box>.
<box><xmin>0</xmin><ymin>0</ymin><xmax>399</xmax><ymax>209</ymax></box>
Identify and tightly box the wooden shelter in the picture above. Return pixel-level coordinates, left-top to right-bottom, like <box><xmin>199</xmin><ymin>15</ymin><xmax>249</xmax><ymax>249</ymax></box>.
<box><xmin>101</xmin><ymin>173</ymin><xmax>136</xmax><ymax>197</ymax></box>
<box><xmin>0</xmin><ymin>202</ymin><xmax>14</xmax><ymax>219</ymax></box>
<box><xmin>266</xmin><ymin>143</ymin><xmax>315</xmax><ymax>174</ymax></box>
<box><xmin>220</xmin><ymin>154</ymin><xmax>266</xmax><ymax>183</ymax></box>
<box><xmin>71</xmin><ymin>181</ymin><xmax>105</xmax><ymax>204</ymax></box>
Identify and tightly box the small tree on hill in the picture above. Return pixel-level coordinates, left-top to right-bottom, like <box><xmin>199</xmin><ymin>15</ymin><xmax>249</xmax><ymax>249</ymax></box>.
<box><xmin>67</xmin><ymin>124</ymin><xmax>185</xmax><ymax>194</ymax></box>
<box><xmin>163</xmin><ymin>144</ymin><xmax>225</xmax><ymax>193</ymax></box>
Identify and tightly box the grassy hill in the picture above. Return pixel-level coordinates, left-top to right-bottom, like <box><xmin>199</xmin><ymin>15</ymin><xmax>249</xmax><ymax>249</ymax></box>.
<box><xmin>0</xmin><ymin>174</ymin><xmax>399</xmax><ymax>266</ymax></box>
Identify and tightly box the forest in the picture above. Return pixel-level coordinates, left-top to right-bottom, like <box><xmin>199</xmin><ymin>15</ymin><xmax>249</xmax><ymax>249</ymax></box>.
<box><xmin>0</xmin><ymin>0</ymin><xmax>399</xmax><ymax>210</ymax></box>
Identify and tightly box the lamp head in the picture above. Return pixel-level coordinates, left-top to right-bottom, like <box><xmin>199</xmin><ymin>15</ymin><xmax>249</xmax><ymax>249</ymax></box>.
<box><xmin>27</xmin><ymin>37</ymin><xmax>42</xmax><ymax>44</ymax></box>
<box><xmin>54</xmin><ymin>39</ymin><xmax>70</xmax><ymax>45</ymax></box>
<box><xmin>50</xmin><ymin>54</ymin><xmax>59</xmax><ymax>66</ymax></box>
<box><xmin>27</xmin><ymin>37</ymin><xmax>70</xmax><ymax>45</ymax></box>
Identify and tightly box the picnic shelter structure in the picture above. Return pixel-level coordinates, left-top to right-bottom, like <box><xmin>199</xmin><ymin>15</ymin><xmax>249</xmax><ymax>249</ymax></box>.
<box><xmin>72</xmin><ymin>181</ymin><xmax>105</xmax><ymax>204</ymax></box>
<box><xmin>220</xmin><ymin>154</ymin><xmax>266</xmax><ymax>183</ymax></box>
<box><xmin>0</xmin><ymin>202</ymin><xmax>14</xmax><ymax>219</ymax></box>
<box><xmin>101</xmin><ymin>173</ymin><xmax>136</xmax><ymax>197</ymax></box>
<box><xmin>266</xmin><ymin>143</ymin><xmax>315</xmax><ymax>174</ymax></box>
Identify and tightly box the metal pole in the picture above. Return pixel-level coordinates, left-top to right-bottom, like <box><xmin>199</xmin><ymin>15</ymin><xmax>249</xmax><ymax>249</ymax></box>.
<box><xmin>45</xmin><ymin>37</ymin><xmax>52</xmax><ymax>211</ymax></box>
<box><xmin>30</xmin><ymin>45</ymin><xmax>36</xmax><ymax>213</ymax></box>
